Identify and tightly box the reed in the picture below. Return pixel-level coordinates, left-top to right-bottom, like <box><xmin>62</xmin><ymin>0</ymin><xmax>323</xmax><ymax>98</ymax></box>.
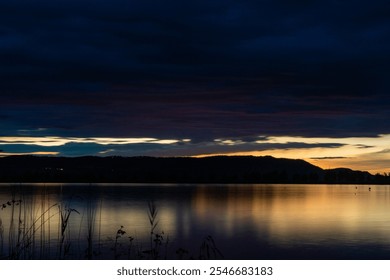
<box><xmin>15</xmin><ymin>203</ymin><xmax>59</xmax><ymax>259</ymax></box>
<box><xmin>58</xmin><ymin>203</ymin><xmax>79</xmax><ymax>259</ymax></box>
<box><xmin>85</xmin><ymin>199</ymin><xmax>97</xmax><ymax>259</ymax></box>
<box><xmin>113</xmin><ymin>225</ymin><xmax>126</xmax><ymax>259</ymax></box>
<box><xmin>0</xmin><ymin>192</ymin><xmax>222</xmax><ymax>260</ymax></box>
<box><xmin>199</xmin><ymin>235</ymin><xmax>224</xmax><ymax>259</ymax></box>
<box><xmin>147</xmin><ymin>201</ymin><xmax>158</xmax><ymax>247</ymax></box>
<box><xmin>145</xmin><ymin>201</ymin><xmax>163</xmax><ymax>259</ymax></box>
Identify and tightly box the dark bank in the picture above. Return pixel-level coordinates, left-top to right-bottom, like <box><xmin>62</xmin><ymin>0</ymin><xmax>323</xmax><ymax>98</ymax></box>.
<box><xmin>0</xmin><ymin>155</ymin><xmax>388</xmax><ymax>184</ymax></box>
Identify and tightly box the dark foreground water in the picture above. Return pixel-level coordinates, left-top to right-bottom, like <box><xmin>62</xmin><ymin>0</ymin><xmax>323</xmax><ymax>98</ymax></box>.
<box><xmin>0</xmin><ymin>183</ymin><xmax>390</xmax><ymax>260</ymax></box>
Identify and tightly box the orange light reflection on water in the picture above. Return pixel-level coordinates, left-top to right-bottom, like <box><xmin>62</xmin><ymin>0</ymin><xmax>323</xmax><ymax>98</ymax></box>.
<box><xmin>192</xmin><ymin>185</ymin><xmax>390</xmax><ymax>245</ymax></box>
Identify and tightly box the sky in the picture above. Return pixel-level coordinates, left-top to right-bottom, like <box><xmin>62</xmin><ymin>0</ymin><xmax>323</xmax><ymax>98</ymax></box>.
<box><xmin>0</xmin><ymin>0</ymin><xmax>389</xmax><ymax>174</ymax></box>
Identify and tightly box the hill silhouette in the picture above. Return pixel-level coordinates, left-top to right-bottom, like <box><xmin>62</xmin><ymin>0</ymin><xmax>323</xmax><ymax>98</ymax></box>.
<box><xmin>0</xmin><ymin>155</ymin><xmax>388</xmax><ymax>184</ymax></box>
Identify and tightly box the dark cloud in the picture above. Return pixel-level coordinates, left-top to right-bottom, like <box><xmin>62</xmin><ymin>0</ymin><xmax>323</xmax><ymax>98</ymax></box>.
<box><xmin>0</xmin><ymin>137</ymin><xmax>347</xmax><ymax>158</ymax></box>
<box><xmin>355</xmin><ymin>144</ymin><xmax>375</xmax><ymax>149</ymax></box>
<box><xmin>0</xmin><ymin>0</ymin><xmax>389</xmax><ymax>146</ymax></box>
<box><xmin>122</xmin><ymin>140</ymin><xmax>347</xmax><ymax>157</ymax></box>
<box><xmin>310</xmin><ymin>157</ymin><xmax>349</xmax><ymax>160</ymax></box>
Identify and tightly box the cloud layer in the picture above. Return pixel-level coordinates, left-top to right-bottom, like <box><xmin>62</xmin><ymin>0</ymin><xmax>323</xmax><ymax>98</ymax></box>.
<box><xmin>0</xmin><ymin>0</ymin><xmax>389</xmax><ymax>171</ymax></box>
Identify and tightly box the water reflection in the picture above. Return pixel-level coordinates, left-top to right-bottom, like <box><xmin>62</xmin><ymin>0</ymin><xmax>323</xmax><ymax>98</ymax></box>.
<box><xmin>0</xmin><ymin>183</ymin><xmax>390</xmax><ymax>259</ymax></box>
<box><xmin>189</xmin><ymin>184</ymin><xmax>390</xmax><ymax>258</ymax></box>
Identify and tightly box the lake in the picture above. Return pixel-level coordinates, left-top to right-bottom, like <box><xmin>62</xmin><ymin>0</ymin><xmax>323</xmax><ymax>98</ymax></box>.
<box><xmin>0</xmin><ymin>183</ymin><xmax>390</xmax><ymax>259</ymax></box>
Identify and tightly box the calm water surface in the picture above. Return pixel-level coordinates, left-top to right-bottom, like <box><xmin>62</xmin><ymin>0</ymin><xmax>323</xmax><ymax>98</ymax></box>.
<box><xmin>0</xmin><ymin>183</ymin><xmax>390</xmax><ymax>259</ymax></box>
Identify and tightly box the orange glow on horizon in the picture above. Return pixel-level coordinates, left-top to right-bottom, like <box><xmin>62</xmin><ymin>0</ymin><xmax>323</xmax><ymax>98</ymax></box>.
<box><xmin>0</xmin><ymin>135</ymin><xmax>388</xmax><ymax>174</ymax></box>
<box><xmin>191</xmin><ymin>135</ymin><xmax>390</xmax><ymax>174</ymax></box>
<box><xmin>192</xmin><ymin>149</ymin><xmax>389</xmax><ymax>175</ymax></box>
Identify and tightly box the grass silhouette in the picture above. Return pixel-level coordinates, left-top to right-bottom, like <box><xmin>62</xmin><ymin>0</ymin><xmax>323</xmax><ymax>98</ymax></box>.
<box><xmin>0</xmin><ymin>192</ymin><xmax>222</xmax><ymax>260</ymax></box>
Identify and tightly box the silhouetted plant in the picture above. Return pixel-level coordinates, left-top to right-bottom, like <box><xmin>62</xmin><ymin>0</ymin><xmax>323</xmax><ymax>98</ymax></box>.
<box><xmin>127</xmin><ymin>236</ymin><xmax>134</xmax><ymax>259</ymax></box>
<box><xmin>144</xmin><ymin>201</ymin><xmax>162</xmax><ymax>259</ymax></box>
<box><xmin>199</xmin><ymin>235</ymin><xmax>223</xmax><ymax>260</ymax></box>
<box><xmin>1</xmin><ymin>194</ymin><xmax>223</xmax><ymax>260</ymax></box>
<box><xmin>84</xmin><ymin>199</ymin><xmax>97</xmax><ymax>259</ymax></box>
<box><xmin>58</xmin><ymin>203</ymin><xmax>79</xmax><ymax>259</ymax></box>
<box><xmin>113</xmin><ymin>225</ymin><xmax>126</xmax><ymax>259</ymax></box>
<box><xmin>1</xmin><ymin>195</ymin><xmax>59</xmax><ymax>259</ymax></box>
<box><xmin>147</xmin><ymin>201</ymin><xmax>158</xmax><ymax>237</ymax></box>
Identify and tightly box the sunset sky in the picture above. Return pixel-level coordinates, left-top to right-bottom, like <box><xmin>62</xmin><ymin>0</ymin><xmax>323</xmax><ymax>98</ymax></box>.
<box><xmin>0</xmin><ymin>0</ymin><xmax>389</xmax><ymax>174</ymax></box>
